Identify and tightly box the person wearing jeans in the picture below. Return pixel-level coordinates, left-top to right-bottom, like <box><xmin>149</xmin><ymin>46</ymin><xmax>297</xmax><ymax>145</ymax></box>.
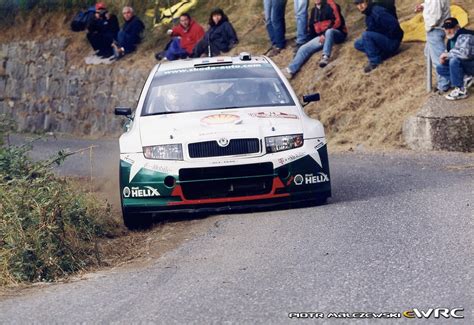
<box><xmin>285</xmin><ymin>0</ymin><xmax>347</xmax><ymax>78</ymax></box>
<box><xmin>415</xmin><ymin>0</ymin><xmax>451</xmax><ymax>92</ymax></box>
<box><xmin>263</xmin><ymin>0</ymin><xmax>287</xmax><ymax>56</ymax></box>
<box><xmin>353</xmin><ymin>0</ymin><xmax>403</xmax><ymax>73</ymax></box>
<box><xmin>294</xmin><ymin>0</ymin><xmax>309</xmax><ymax>49</ymax></box>
<box><xmin>113</xmin><ymin>6</ymin><xmax>145</xmax><ymax>58</ymax></box>
<box><xmin>436</xmin><ymin>17</ymin><xmax>474</xmax><ymax>100</ymax></box>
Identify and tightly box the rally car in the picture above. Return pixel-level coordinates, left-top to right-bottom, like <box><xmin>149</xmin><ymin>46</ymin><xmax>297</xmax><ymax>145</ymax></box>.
<box><xmin>115</xmin><ymin>53</ymin><xmax>331</xmax><ymax>229</ymax></box>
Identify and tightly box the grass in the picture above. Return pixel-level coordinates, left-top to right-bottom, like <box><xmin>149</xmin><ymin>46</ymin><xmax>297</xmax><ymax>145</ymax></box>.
<box><xmin>0</xmin><ymin>118</ymin><xmax>122</xmax><ymax>286</ymax></box>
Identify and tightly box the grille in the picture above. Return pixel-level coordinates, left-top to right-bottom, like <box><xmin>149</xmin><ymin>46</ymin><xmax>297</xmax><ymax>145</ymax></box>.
<box><xmin>188</xmin><ymin>138</ymin><xmax>260</xmax><ymax>158</ymax></box>
<box><xmin>179</xmin><ymin>163</ymin><xmax>274</xmax><ymax>200</ymax></box>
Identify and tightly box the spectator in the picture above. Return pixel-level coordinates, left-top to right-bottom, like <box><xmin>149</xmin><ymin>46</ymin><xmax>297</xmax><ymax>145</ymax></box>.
<box><xmin>264</xmin><ymin>0</ymin><xmax>287</xmax><ymax>57</ymax></box>
<box><xmin>353</xmin><ymin>0</ymin><xmax>404</xmax><ymax>73</ymax></box>
<box><xmin>86</xmin><ymin>2</ymin><xmax>119</xmax><ymax>58</ymax></box>
<box><xmin>112</xmin><ymin>6</ymin><xmax>145</xmax><ymax>59</ymax></box>
<box><xmin>294</xmin><ymin>0</ymin><xmax>309</xmax><ymax>53</ymax></box>
<box><xmin>192</xmin><ymin>8</ymin><xmax>238</xmax><ymax>58</ymax></box>
<box><xmin>158</xmin><ymin>13</ymin><xmax>205</xmax><ymax>61</ymax></box>
<box><xmin>415</xmin><ymin>0</ymin><xmax>451</xmax><ymax>93</ymax></box>
<box><xmin>372</xmin><ymin>0</ymin><xmax>397</xmax><ymax>19</ymax></box>
<box><xmin>284</xmin><ymin>0</ymin><xmax>347</xmax><ymax>79</ymax></box>
<box><xmin>436</xmin><ymin>17</ymin><xmax>474</xmax><ymax>100</ymax></box>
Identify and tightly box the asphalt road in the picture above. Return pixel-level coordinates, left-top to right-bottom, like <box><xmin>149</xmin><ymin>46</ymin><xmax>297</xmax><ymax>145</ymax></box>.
<box><xmin>1</xmin><ymin>135</ymin><xmax>473</xmax><ymax>324</ymax></box>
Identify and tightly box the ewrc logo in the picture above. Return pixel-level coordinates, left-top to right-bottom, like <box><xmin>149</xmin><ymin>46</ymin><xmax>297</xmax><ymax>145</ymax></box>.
<box><xmin>294</xmin><ymin>172</ymin><xmax>329</xmax><ymax>185</ymax></box>
<box><xmin>123</xmin><ymin>186</ymin><xmax>160</xmax><ymax>198</ymax></box>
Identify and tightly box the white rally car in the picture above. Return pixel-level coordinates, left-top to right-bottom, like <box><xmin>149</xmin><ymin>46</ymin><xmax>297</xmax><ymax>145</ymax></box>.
<box><xmin>115</xmin><ymin>54</ymin><xmax>331</xmax><ymax>229</ymax></box>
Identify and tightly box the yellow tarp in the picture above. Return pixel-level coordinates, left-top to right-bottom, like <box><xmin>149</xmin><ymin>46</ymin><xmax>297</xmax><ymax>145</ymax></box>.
<box><xmin>401</xmin><ymin>5</ymin><xmax>469</xmax><ymax>42</ymax></box>
<box><xmin>145</xmin><ymin>0</ymin><xmax>198</xmax><ymax>27</ymax></box>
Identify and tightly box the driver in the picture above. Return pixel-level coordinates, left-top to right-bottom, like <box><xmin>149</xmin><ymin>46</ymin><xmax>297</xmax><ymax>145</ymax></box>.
<box><xmin>230</xmin><ymin>79</ymin><xmax>259</xmax><ymax>105</ymax></box>
<box><xmin>163</xmin><ymin>88</ymin><xmax>181</xmax><ymax>112</ymax></box>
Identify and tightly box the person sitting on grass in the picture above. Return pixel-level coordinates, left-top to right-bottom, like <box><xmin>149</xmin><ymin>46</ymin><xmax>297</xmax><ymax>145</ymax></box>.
<box><xmin>112</xmin><ymin>6</ymin><xmax>145</xmax><ymax>59</ymax></box>
<box><xmin>191</xmin><ymin>8</ymin><xmax>238</xmax><ymax>58</ymax></box>
<box><xmin>86</xmin><ymin>2</ymin><xmax>119</xmax><ymax>59</ymax></box>
<box><xmin>283</xmin><ymin>0</ymin><xmax>347</xmax><ymax>80</ymax></box>
<box><xmin>353</xmin><ymin>0</ymin><xmax>404</xmax><ymax>73</ymax></box>
<box><xmin>156</xmin><ymin>13</ymin><xmax>205</xmax><ymax>61</ymax></box>
<box><xmin>436</xmin><ymin>17</ymin><xmax>474</xmax><ymax>100</ymax></box>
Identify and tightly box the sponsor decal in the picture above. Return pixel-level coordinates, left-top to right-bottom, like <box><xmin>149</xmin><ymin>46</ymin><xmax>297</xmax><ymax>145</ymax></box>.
<box><xmin>277</xmin><ymin>152</ymin><xmax>305</xmax><ymax>165</ymax></box>
<box><xmin>211</xmin><ymin>160</ymin><xmax>236</xmax><ymax>165</ymax></box>
<box><xmin>293</xmin><ymin>174</ymin><xmax>304</xmax><ymax>185</ymax></box>
<box><xmin>314</xmin><ymin>142</ymin><xmax>325</xmax><ymax>151</ymax></box>
<box><xmin>123</xmin><ymin>186</ymin><xmax>161</xmax><ymax>198</ymax></box>
<box><xmin>217</xmin><ymin>137</ymin><xmax>230</xmax><ymax>147</ymax></box>
<box><xmin>201</xmin><ymin>114</ymin><xmax>241</xmax><ymax>125</ymax></box>
<box><xmin>123</xmin><ymin>155</ymin><xmax>135</xmax><ymax>165</ymax></box>
<box><xmin>248</xmin><ymin>111</ymin><xmax>298</xmax><ymax>119</ymax></box>
<box><xmin>162</xmin><ymin>64</ymin><xmax>264</xmax><ymax>75</ymax></box>
<box><xmin>293</xmin><ymin>172</ymin><xmax>329</xmax><ymax>185</ymax></box>
<box><xmin>143</xmin><ymin>162</ymin><xmax>174</xmax><ymax>174</ymax></box>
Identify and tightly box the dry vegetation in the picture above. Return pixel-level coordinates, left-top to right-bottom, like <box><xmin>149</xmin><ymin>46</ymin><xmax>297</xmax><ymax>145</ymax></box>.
<box><xmin>0</xmin><ymin>0</ymin><xmax>473</xmax><ymax>150</ymax></box>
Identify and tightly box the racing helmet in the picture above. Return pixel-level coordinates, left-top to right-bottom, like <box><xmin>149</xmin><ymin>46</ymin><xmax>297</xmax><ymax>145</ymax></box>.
<box><xmin>163</xmin><ymin>88</ymin><xmax>181</xmax><ymax>112</ymax></box>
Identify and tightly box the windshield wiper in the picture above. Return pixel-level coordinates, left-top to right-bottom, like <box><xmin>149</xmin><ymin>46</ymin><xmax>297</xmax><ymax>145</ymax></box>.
<box><xmin>143</xmin><ymin>111</ymin><xmax>184</xmax><ymax>116</ymax></box>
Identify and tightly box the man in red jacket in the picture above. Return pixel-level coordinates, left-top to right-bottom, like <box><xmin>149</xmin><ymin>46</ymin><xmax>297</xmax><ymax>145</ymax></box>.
<box><xmin>159</xmin><ymin>13</ymin><xmax>205</xmax><ymax>61</ymax></box>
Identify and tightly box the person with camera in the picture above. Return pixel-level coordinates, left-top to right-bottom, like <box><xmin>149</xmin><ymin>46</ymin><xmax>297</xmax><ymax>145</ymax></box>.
<box><xmin>86</xmin><ymin>2</ymin><xmax>119</xmax><ymax>59</ymax></box>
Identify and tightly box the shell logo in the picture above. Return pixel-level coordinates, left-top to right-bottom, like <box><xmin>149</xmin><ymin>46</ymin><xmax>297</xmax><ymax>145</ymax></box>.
<box><xmin>201</xmin><ymin>114</ymin><xmax>241</xmax><ymax>125</ymax></box>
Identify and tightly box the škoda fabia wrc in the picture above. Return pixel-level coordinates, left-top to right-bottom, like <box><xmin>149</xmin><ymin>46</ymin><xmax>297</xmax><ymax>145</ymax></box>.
<box><xmin>115</xmin><ymin>53</ymin><xmax>331</xmax><ymax>229</ymax></box>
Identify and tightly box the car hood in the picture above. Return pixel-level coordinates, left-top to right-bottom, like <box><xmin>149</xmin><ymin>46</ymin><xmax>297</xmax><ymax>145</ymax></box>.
<box><xmin>139</xmin><ymin>106</ymin><xmax>304</xmax><ymax>146</ymax></box>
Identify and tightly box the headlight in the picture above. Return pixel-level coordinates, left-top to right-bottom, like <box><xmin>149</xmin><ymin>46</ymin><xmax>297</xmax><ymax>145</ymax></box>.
<box><xmin>265</xmin><ymin>134</ymin><xmax>304</xmax><ymax>153</ymax></box>
<box><xmin>143</xmin><ymin>144</ymin><xmax>183</xmax><ymax>160</ymax></box>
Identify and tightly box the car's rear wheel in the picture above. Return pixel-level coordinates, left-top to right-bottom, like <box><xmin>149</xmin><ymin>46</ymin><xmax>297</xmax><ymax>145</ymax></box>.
<box><xmin>122</xmin><ymin>209</ymin><xmax>153</xmax><ymax>230</ymax></box>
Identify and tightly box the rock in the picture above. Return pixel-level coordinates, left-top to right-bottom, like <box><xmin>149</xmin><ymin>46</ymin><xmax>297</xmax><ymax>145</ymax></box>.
<box><xmin>403</xmin><ymin>95</ymin><xmax>474</xmax><ymax>152</ymax></box>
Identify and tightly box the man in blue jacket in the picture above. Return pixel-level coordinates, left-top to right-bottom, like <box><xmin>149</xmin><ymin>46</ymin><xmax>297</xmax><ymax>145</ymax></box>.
<box><xmin>353</xmin><ymin>0</ymin><xmax>403</xmax><ymax>73</ymax></box>
<box><xmin>112</xmin><ymin>6</ymin><xmax>145</xmax><ymax>58</ymax></box>
<box><xmin>436</xmin><ymin>17</ymin><xmax>474</xmax><ymax>100</ymax></box>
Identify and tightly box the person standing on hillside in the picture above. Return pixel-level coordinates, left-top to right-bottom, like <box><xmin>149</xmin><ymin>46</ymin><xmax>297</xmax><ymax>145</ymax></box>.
<box><xmin>86</xmin><ymin>2</ymin><xmax>119</xmax><ymax>59</ymax></box>
<box><xmin>415</xmin><ymin>0</ymin><xmax>451</xmax><ymax>93</ymax></box>
<box><xmin>294</xmin><ymin>0</ymin><xmax>309</xmax><ymax>53</ymax></box>
<box><xmin>158</xmin><ymin>13</ymin><xmax>205</xmax><ymax>61</ymax></box>
<box><xmin>436</xmin><ymin>18</ymin><xmax>474</xmax><ymax>100</ymax></box>
<box><xmin>283</xmin><ymin>0</ymin><xmax>347</xmax><ymax>79</ymax></box>
<box><xmin>191</xmin><ymin>8</ymin><xmax>238</xmax><ymax>57</ymax></box>
<box><xmin>353</xmin><ymin>0</ymin><xmax>403</xmax><ymax>73</ymax></box>
<box><xmin>264</xmin><ymin>0</ymin><xmax>287</xmax><ymax>57</ymax></box>
<box><xmin>112</xmin><ymin>6</ymin><xmax>145</xmax><ymax>59</ymax></box>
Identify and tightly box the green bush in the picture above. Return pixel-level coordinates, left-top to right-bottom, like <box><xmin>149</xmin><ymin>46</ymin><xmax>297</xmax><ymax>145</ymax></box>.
<box><xmin>0</xmin><ymin>124</ymin><xmax>119</xmax><ymax>286</ymax></box>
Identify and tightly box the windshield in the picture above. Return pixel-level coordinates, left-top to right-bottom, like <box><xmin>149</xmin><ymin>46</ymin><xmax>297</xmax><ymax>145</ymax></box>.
<box><xmin>141</xmin><ymin>63</ymin><xmax>295</xmax><ymax>116</ymax></box>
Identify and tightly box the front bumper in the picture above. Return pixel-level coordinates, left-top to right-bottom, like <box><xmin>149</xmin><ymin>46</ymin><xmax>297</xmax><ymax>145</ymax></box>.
<box><xmin>120</xmin><ymin>142</ymin><xmax>331</xmax><ymax>213</ymax></box>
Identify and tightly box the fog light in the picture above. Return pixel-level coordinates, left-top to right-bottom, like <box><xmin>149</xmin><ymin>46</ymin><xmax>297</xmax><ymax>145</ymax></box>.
<box><xmin>164</xmin><ymin>176</ymin><xmax>176</xmax><ymax>188</ymax></box>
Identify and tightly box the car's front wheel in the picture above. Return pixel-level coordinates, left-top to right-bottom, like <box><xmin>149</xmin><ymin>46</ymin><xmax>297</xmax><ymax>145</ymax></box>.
<box><xmin>122</xmin><ymin>209</ymin><xmax>152</xmax><ymax>230</ymax></box>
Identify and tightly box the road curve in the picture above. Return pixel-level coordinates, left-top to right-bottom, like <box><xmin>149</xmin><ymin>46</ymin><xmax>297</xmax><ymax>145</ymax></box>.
<box><xmin>1</xmin><ymin>136</ymin><xmax>473</xmax><ymax>324</ymax></box>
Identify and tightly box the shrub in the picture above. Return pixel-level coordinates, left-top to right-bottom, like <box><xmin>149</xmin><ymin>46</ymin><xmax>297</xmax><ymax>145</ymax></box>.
<box><xmin>0</xmin><ymin>122</ymin><xmax>120</xmax><ymax>286</ymax></box>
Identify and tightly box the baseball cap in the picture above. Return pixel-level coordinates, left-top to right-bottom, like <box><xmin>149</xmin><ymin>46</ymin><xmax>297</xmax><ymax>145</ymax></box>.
<box><xmin>442</xmin><ymin>17</ymin><xmax>459</xmax><ymax>29</ymax></box>
<box><xmin>353</xmin><ymin>0</ymin><xmax>365</xmax><ymax>4</ymax></box>
<box><xmin>95</xmin><ymin>2</ymin><xmax>107</xmax><ymax>11</ymax></box>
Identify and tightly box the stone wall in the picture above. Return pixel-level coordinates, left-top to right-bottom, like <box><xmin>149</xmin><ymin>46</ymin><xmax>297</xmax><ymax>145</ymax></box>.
<box><xmin>0</xmin><ymin>38</ymin><xmax>149</xmax><ymax>135</ymax></box>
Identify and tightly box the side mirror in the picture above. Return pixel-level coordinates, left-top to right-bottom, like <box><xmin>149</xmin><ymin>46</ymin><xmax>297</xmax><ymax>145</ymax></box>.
<box><xmin>302</xmin><ymin>93</ymin><xmax>320</xmax><ymax>107</ymax></box>
<box><xmin>114</xmin><ymin>107</ymin><xmax>132</xmax><ymax>116</ymax></box>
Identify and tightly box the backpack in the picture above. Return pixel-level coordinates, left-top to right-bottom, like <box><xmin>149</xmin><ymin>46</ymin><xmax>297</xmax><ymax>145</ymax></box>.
<box><xmin>70</xmin><ymin>6</ymin><xmax>95</xmax><ymax>32</ymax></box>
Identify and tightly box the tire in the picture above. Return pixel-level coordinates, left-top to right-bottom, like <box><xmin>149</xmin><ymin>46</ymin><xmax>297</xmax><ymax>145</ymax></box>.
<box><xmin>119</xmin><ymin>162</ymin><xmax>152</xmax><ymax>230</ymax></box>
<box><xmin>122</xmin><ymin>209</ymin><xmax>152</xmax><ymax>230</ymax></box>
